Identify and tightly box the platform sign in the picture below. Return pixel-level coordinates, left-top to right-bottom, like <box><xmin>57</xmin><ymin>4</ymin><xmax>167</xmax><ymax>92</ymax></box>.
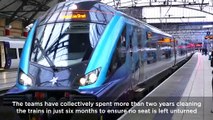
<box><xmin>62</xmin><ymin>13</ymin><xmax>87</xmax><ymax>20</ymax></box>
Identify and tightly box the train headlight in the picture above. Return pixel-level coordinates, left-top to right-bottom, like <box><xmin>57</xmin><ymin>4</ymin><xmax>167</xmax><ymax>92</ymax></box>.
<box><xmin>89</xmin><ymin>73</ymin><xmax>98</xmax><ymax>83</ymax></box>
<box><xmin>79</xmin><ymin>68</ymin><xmax>101</xmax><ymax>86</ymax></box>
<box><xmin>19</xmin><ymin>72</ymin><xmax>32</xmax><ymax>86</ymax></box>
<box><xmin>79</xmin><ymin>78</ymin><xmax>87</xmax><ymax>86</ymax></box>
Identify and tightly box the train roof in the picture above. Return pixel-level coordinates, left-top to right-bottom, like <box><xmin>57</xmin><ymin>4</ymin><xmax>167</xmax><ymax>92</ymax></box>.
<box><xmin>38</xmin><ymin>0</ymin><xmax>115</xmax><ymax>25</ymax></box>
<box><xmin>65</xmin><ymin>0</ymin><xmax>101</xmax><ymax>4</ymax></box>
<box><xmin>42</xmin><ymin>0</ymin><xmax>171</xmax><ymax>38</ymax></box>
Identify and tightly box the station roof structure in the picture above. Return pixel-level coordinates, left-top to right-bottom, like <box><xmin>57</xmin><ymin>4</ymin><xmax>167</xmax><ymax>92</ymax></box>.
<box><xmin>101</xmin><ymin>0</ymin><xmax>213</xmax><ymax>23</ymax></box>
<box><xmin>0</xmin><ymin>0</ymin><xmax>212</xmax><ymax>25</ymax></box>
<box><xmin>0</xmin><ymin>0</ymin><xmax>212</xmax><ymax>42</ymax></box>
<box><xmin>101</xmin><ymin>0</ymin><xmax>213</xmax><ymax>42</ymax></box>
<box><xmin>0</xmin><ymin>0</ymin><xmax>62</xmax><ymax>26</ymax></box>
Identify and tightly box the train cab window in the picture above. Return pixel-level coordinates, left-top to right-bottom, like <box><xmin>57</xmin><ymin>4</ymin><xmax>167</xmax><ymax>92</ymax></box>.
<box><xmin>31</xmin><ymin>22</ymin><xmax>106</xmax><ymax>67</ymax></box>
<box><xmin>118</xmin><ymin>26</ymin><xmax>126</xmax><ymax>63</ymax></box>
<box><xmin>108</xmin><ymin>27</ymin><xmax>126</xmax><ymax>74</ymax></box>
<box><xmin>8</xmin><ymin>48</ymin><xmax>17</xmax><ymax>59</ymax></box>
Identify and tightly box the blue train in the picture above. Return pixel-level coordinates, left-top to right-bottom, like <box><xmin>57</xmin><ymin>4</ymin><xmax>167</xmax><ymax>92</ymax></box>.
<box><xmin>4</xmin><ymin>0</ymin><xmax>192</xmax><ymax>103</ymax></box>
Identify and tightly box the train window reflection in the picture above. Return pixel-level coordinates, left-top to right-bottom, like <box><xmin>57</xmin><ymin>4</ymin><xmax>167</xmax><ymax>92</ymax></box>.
<box><xmin>31</xmin><ymin>22</ymin><xmax>106</xmax><ymax>67</ymax></box>
<box><xmin>18</xmin><ymin>48</ymin><xmax>22</xmax><ymax>58</ymax></box>
<box><xmin>8</xmin><ymin>48</ymin><xmax>17</xmax><ymax>59</ymax></box>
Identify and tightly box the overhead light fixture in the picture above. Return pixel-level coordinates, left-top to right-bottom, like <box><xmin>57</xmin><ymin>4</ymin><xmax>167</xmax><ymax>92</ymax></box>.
<box><xmin>5</xmin><ymin>25</ymin><xmax>12</xmax><ymax>29</ymax></box>
<box><xmin>69</xmin><ymin>4</ymin><xmax>77</xmax><ymax>10</ymax></box>
<box><xmin>25</xmin><ymin>23</ymin><xmax>33</xmax><ymax>31</ymax></box>
<box><xmin>202</xmin><ymin>25</ymin><xmax>213</xmax><ymax>28</ymax></box>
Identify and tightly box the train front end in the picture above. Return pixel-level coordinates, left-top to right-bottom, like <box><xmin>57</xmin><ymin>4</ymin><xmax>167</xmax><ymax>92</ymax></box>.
<box><xmin>4</xmin><ymin>0</ymin><xmax>123</xmax><ymax>103</ymax></box>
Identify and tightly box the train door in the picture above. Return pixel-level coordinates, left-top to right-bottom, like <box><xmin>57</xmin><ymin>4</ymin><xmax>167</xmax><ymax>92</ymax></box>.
<box><xmin>3</xmin><ymin>42</ymin><xmax>11</xmax><ymax>69</ymax></box>
<box><xmin>7</xmin><ymin>48</ymin><xmax>18</xmax><ymax>68</ymax></box>
<box><xmin>3</xmin><ymin>41</ymin><xmax>20</xmax><ymax>69</ymax></box>
<box><xmin>0</xmin><ymin>42</ymin><xmax>6</xmax><ymax>69</ymax></box>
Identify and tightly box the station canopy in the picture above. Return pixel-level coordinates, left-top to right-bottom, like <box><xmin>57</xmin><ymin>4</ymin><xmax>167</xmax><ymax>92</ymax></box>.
<box><xmin>0</xmin><ymin>0</ymin><xmax>213</xmax><ymax>25</ymax></box>
<box><xmin>0</xmin><ymin>0</ymin><xmax>62</xmax><ymax>26</ymax></box>
<box><xmin>101</xmin><ymin>0</ymin><xmax>213</xmax><ymax>23</ymax></box>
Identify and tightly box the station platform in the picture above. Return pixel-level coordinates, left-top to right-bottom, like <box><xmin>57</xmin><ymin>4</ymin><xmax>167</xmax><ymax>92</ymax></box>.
<box><xmin>119</xmin><ymin>52</ymin><xmax>213</xmax><ymax>120</ymax></box>
<box><xmin>0</xmin><ymin>69</ymin><xmax>17</xmax><ymax>91</ymax></box>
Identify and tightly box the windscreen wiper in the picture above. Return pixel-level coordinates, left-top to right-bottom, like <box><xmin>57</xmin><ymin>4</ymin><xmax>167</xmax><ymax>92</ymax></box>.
<box><xmin>35</xmin><ymin>38</ymin><xmax>58</xmax><ymax>71</ymax></box>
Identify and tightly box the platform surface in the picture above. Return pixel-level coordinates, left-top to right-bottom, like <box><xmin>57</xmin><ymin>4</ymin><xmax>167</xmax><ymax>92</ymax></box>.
<box><xmin>119</xmin><ymin>52</ymin><xmax>213</xmax><ymax>120</ymax></box>
<box><xmin>0</xmin><ymin>69</ymin><xmax>17</xmax><ymax>91</ymax></box>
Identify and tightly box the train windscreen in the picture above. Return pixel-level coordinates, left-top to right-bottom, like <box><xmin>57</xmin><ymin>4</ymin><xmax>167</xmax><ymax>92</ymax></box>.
<box><xmin>30</xmin><ymin>1</ymin><xmax>114</xmax><ymax>67</ymax></box>
<box><xmin>31</xmin><ymin>22</ymin><xmax>106</xmax><ymax>67</ymax></box>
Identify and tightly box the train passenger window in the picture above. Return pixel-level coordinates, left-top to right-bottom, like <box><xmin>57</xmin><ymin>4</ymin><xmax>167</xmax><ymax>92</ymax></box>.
<box><xmin>18</xmin><ymin>48</ymin><xmax>22</xmax><ymax>58</ymax></box>
<box><xmin>118</xmin><ymin>26</ymin><xmax>126</xmax><ymax>63</ymax></box>
<box><xmin>8</xmin><ymin>48</ymin><xmax>17</xmax><ymax>59</ymax></box>
<box><xmin>137</xmin><ymin>28</ymin><xmax>142</xmax><ymax>48</ymax></box>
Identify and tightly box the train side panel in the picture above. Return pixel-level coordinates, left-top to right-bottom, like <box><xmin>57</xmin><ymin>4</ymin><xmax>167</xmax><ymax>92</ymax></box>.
<box><xmin>0</xmin><ymin>36</ymin><xmax>25</xmax><ymax>69</ymax></box>
<box><xmin>8</xmin><ymin>41</ymin><xmax>24</xmax><ymax>68</ymax></box>
<box><xmin>121</xmin><ymin>16</ymin><xmax>175</xmax><ymax>90</ymax></box>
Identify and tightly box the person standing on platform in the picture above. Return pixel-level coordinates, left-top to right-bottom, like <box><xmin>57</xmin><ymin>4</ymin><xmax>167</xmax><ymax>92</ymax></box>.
<box><xmin>211</xmin><ymin>49</ymin><xmax>213</xmax><ymax>113</ymax></box>
<box><xmin>211</xmin><ymin>50</ymin><xmax>213</xmax><ymax>73</ymax></box>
